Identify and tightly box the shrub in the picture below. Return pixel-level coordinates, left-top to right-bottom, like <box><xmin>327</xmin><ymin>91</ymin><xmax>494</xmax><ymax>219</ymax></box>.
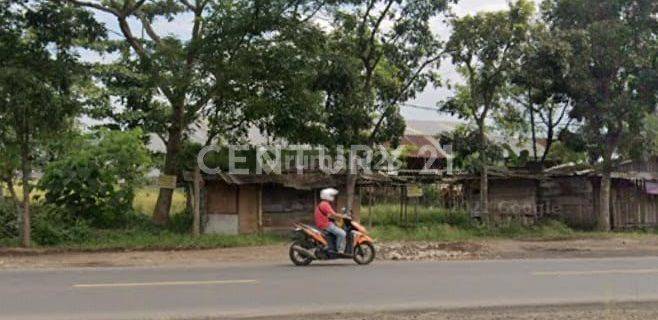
<box><xmin>167</xmin><ymin>209</ymin><xmax>193</xmax><ymax>233</ymax></box>
<box><xmin>0</xmin><ymin>199</ymin><xmax>18</xmax><ymax>239</ymax></box>
<box><xmin>31</xmin><ymin>204</ymin><xmax>91</xmax><ymax>246</ymax></box>
<box><xmin>40</xmin><ymin>129</ymin><xmax>151</xmax><ymax>228</ymax></box>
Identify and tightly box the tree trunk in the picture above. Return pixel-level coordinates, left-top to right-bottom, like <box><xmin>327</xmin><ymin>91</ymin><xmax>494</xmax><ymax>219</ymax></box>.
<box><xmin>478</xmin><ymin>124</ymin><xmax>489</xmax><ymax>222</ymax></box>
<box><xmin>345</xmin><ymin>173</ymin><xmax>358</xmax><ymax>221</ymax></box>
<box><xmin>20</xmin><ymin>141</ymin><xmax>31</xmax><ymax>248</ymax></box>
<box><xmin>480</xmin><ymin>162</ymin><xmax>489</xmax><ymax>222</ymax></box>
<box><xmin>152</xmin><ymin>101</ymin><xmax>185</xmax><ymax>224</ymax></box>
<box><xmin>597</xmin><ymin>172</ymin><xmax>612</xmax><ymax>231</ymax></box>
<box><xmin>540</xmin><ymin>126</ymin><xmax>554</xmax><ymax>166</ymax></box>
<box><xmin>528</xmin><ymin>93</ymin><xmax>538</xmax><ymax>161</ymax></box>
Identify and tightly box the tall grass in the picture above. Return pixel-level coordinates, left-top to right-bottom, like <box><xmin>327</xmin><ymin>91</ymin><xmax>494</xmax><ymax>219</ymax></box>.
<box><xmin>364</xmin><ymin>204</ymin><xmax>577</xmax><ymax>242</ymax></box>
<box><xmin>133</xmin><ymin>187</ymin><xmax>187</xmax><ymax>215</ymax></box>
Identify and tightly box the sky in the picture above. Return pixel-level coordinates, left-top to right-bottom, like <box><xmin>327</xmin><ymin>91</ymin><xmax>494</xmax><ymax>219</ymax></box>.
<box><xmin>83</xmin><ymin>0</ymin><xmax>542</xmax><ymax>122</ymax></box>
<box><xmin>403</xmin><ymin>0</ymin><xmax>542</xmax><ymax>121</ymax></box>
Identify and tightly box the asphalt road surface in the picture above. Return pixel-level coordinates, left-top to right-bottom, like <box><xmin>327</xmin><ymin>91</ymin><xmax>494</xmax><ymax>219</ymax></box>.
<box><xmin>3</xmin><ymin>257</ymin><xmax>658</xmax><ymax>320</ymax></box>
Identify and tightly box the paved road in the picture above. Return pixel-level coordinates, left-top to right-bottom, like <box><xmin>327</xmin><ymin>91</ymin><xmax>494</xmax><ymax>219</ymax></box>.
<box><xmin>3</xmin><ymin>257</ymin><xmax>658</xmax><ymax>319</ymax></box>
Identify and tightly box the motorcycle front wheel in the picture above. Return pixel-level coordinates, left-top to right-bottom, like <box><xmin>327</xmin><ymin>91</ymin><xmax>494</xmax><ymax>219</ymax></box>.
<box><xmin>353</xmin><ymin>242</ymin><xmax>376</xmax><ymax>265</ymax></box>
<box><xmin>289</xmin><ymin>241</ymin><xmax>313</xmax><ymax>266</ymax></box>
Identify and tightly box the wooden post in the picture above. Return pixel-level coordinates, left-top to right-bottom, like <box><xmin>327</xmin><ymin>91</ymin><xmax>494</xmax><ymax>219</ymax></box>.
<box><xmin>368</xmin><ymin>186</ymin><xmax>373</xmax><ymax>228</ymax></box>
<box><xmin>258</xmin><ymin>185</ymin><xmax>263</xmax><ymax>234</ymax></box>
<box><xmin>414</xmin><ymin>197</ymin><xmax>419</xmax><ymax>227</ymax></box>
<box><xmin>192</xmin><ymin>167</ymin><xmax>201</xmax><ymax>237</ymax></box>
<box><xmin>399</xmin><ymin>185</ymin><xmax>403</xmax><ymax>224</ymax></box>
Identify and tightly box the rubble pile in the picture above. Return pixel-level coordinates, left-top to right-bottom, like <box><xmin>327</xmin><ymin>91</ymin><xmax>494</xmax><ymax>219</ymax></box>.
<box><xmin>377</xmin><ymin>242</ymin><xmax>482</xmax><ymax>261</ymax></box>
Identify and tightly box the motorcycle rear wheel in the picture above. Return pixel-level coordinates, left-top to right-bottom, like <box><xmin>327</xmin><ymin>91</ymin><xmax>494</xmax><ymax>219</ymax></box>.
<box><xmin>289</xmin><ymin>241</ymin><xmax>313</xmax><ymax>266</ymax></box>
<box><xmin>353</xmin><ymin>242</ymin><xmax>375</xmax><ymax>265</ymax></box>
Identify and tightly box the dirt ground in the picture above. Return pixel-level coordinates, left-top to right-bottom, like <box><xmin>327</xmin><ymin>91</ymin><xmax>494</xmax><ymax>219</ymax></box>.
<box><xmin>260</xmin><ymin>302</ymin><xmax>658</xmax><ymax>320</ymax></box>
<box><xmin>3</xmin><ymin>235</ymin><xmax>658</xmax><ymax>269</ymax></box>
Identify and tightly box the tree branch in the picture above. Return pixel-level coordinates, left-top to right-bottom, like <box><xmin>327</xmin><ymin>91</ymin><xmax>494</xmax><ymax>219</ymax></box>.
<box><xmin>60</xmin><ymin>0</ymin><xmax>121</xmax><ymax>16</ymax></box>
<box><xmin>117</xmin><ymin>17</ymin><xmax>147</xmax><ymax>59</ymax></box>
<box><xmin>179</xmin><ymin>0</ymin><xmax>196</xmax><ymax>11</ymax></box>
<box><xmin>138</xmin><ymin>14</ymin><xmax>163</xmax><ymax>45</ymax></box>
<box><xmin>369</xmin><ymin>54</ymin><xmax>442</xmax><ymax>142</ymax></box>
<box><xmin>126</xmin><ymin>0</ymin><xmax>147</xmax><ymax>16</ymax></box>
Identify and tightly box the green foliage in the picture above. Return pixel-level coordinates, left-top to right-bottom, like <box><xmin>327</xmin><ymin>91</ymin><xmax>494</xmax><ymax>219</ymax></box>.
<box><xmin>509</xmin><ymin>22</ymin><xmax>574</xmax><ymax>164</ymax></box>
<box><xmin>442</xmin><ymin>0</ymin><xmax>535</xmax><ymax>167</ymax></box>
<box><xmin>49</xmin><ymin>230</ymin><xmax>284</xmax><ymax>251</ymax></box>
<box><xmin>439</xmin><ymin>125</ymin><xmax>507</xmax><ymax>173</ymax></box>
<box><xmin>31</xmin><ymin>204</ymin><xmax>91</xmax><ymax>246</ymax></box>
<box><xmin>543</xmin><ymin>0</ymin><xmax>658</xmax><ymax>166</ymax></box>
<box><xmin>0</xmin><ymin>0</ymin><xmax>106</xmax><ymax>246</ymax></box>
<box><xmin>0</xmin><ymin>199</ymin><xmax>18</xmax><ymax>239</ymax></box>
<box><xmin>167</xmin><ymin>209</ymin><xmax>194</xmax><ymax>234</ymax></box>
<box><xmin>366</xmin><ymin>204</ymin><xmax>576</xmax><ymax>242</ymax></box>
<box><xmin>40</xmin><ymin>130</ymin><xmax>151</xmax><ymax>228</ymax></box>
<box><xmin>646</xmin><ymin>114</ymin><xmax>658</xmax><ymax>155</ymax></box>
<box><xmin>275</xmin><ymin>0</ymin><xmax>452</xmax><ymax>149</ymax></box>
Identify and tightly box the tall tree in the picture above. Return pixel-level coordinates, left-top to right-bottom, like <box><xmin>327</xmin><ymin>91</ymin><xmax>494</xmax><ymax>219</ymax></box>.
<box><xmin>66</xmin><ymin>0</ymin><xmax>323</xmax><ymax>223</ymax></box>
<box><xmin>280</xmin><ymin>0</ymin><xmax>454</xmax><ymax>217</ymax></box>
<box><xmin>511</xmin><ymin>23</ymin><xmax>574</xmax><ymax>165</ymax></box>
<box><xmin>544</xmin><ymin>0</ymin><xmax>658</xmax><ymax>231</ymax></box>
<box><xmin>0</xmin><ymin>0</ymin><xmax>104</xmax><ymax>246</ymax></box>
<box><xmin>442</xmin><ymin>0</ymin><xmax>534</xmax><ymax>222</ymax></box>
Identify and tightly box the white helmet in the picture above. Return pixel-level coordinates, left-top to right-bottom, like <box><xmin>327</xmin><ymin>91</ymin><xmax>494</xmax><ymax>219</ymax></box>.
<box><xmin>320</xmin><ymin>188</ymin><xmax>339</xmax><ymax>201</ymax></box>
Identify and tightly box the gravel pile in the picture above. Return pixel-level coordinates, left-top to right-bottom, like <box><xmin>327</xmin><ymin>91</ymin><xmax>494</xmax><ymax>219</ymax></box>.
<box><xmin>377</xmin><ymin>241</ymin><xmax>483</xmax><ymax>261</ymax></box>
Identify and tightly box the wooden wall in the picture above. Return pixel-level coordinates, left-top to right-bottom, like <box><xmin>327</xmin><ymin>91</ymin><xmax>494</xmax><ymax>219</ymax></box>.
<box><xmin>238</xmin><ymin>185</ymin><xmax>260</xmax><ymax>234</ymax></box>
<box><xmin>611</xmin><ymin>180</ymin><xmax>658</xmax><ymax>229</ymax></box>
<box><xmin>206</xmin><ymin>182</ymin><xmax>237</xmax><ymax>215</ymax></box>
<box><xmin>465</xmin><ymin>178</ymin><xmax>537</xmax><ymax>221</ymax></box>
<box><xmin>203</xmin><ymin>180</ymin><xmax>361</xmax><ymax>234</ymax></box>
<box><xmin>540</xmin><ymin>177</ymin><xmax>658</xmax><ymax>230</ymax></box>
<box><xmin>540</xmin><ymin>177</ymin><xmax>597</xmax><ymax>229</ymax></box>
<box><xmin>261</xmin><ymin>185</ymin><xmax>315</xmax><ymax>232</ymax></box>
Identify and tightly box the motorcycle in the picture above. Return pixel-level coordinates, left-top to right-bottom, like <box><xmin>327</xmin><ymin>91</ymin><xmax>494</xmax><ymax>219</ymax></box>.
<box><xmin>289</xmin><ymin>214</ymin><xmax>376</xmax><ymax>266</ymax></box>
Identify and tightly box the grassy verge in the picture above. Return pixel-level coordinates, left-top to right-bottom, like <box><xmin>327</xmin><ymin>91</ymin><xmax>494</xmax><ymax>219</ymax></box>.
<box><xmin>364</xmin><ymin>204</ymin><xmax>655</xmax><ymax>242</ymax></box>
<box><xmin>23</xmin><ymin>230</ymin><xmax>285</xmax><ymax>252</ymax></box>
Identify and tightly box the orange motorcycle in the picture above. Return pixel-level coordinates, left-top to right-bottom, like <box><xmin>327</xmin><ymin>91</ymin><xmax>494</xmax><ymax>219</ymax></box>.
<box><xmin>289</xmin><ymin>215</ymin><xmax>375</xmax><ymax>266</ymax></box>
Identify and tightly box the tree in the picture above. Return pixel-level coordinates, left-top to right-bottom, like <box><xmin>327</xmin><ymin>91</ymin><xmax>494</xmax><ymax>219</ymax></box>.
<box><xmin>199</xmin><ymin>1</ymin><xmax>327</xmax><ymax>146</ymax></box>
<box><xmin>0</xmin><ymin>1</ymin><xmax>104</xmax><ymax>246</ymax></box>
<box><xmin>544</xmin><ymin>0</ymin><xmax>658</xmax><ymax>231</ymax></box>
<box><xmin>68</xmin><ymin>0</ymin><xmax>325</xmax><ymax>224</ymax></box>
<box><xmin>511</xmin><ymin>23</ymin><xmax>574</xmax><ymax>165</ymax></box>
<box><xmin>441</xmin><ymin>0</ymin><xmax>534</xmax><ymax>222</ymax></box>
<box><xmin>279</xmin><ymin>0</ymin><xmax>453</xmax><ymax>217</ymax></box>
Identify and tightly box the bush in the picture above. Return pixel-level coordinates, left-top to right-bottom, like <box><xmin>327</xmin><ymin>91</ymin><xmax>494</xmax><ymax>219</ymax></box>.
<box><xmin>0</xmin><ymin>199</ymin><xmax>18</xmax><ymax>239</ymax></box>
<box><xmin>30</xmin><ymin>204</ymin><xmax>91</xmax><ymax>246</ymax></box>
<box><xmin>167</xmin><ymin>209</ymin><xmax>194</xmax><ymax>233</ymax></box>
<box><xmin>40</xmin><ymin>129</ymin><xmax>151</xmax><ymax>228</ymax></box>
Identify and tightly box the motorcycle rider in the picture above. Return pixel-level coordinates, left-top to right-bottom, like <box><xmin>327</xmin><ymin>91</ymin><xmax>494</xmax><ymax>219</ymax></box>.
<box><xmin>315</xmin><ymin>188</ymin><xmax>346</xmax><ymax>253</ymax></box>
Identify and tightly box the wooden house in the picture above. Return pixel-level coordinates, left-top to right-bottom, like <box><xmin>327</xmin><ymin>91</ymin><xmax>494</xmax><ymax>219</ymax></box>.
<box><xmin>190</xmin><ymin>172</ymin><xmax>390</xmax><ymax>235</ymax></box>
<box><xmin>463</xmin><ymin>158</ymin><xmax>658</xmax><ymax>230</ymax></box>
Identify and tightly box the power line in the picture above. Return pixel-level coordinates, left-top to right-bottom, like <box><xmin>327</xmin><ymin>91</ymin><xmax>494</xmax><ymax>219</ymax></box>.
<box><xmin>401</xmin><ymin>103</ymin><xmax>454</xmax><ymax>115</ymax></box>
